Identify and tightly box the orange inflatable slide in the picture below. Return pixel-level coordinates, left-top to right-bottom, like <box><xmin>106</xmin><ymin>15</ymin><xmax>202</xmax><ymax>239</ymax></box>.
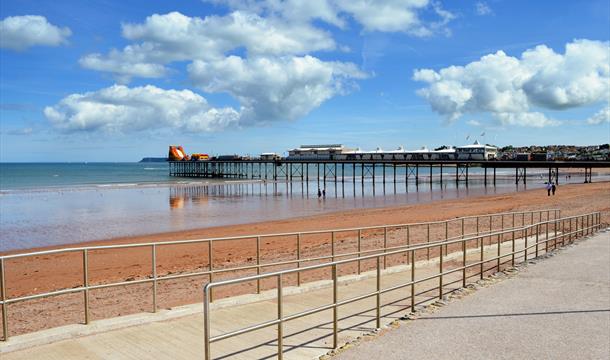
<box><xmin>168</xmin><ymin>145</ymin><xmax>190</xmax><ymax>161</ymax></box>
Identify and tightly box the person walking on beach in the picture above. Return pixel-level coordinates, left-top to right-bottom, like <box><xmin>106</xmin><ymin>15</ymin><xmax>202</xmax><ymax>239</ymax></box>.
<box><xmin>322</xmin><ymin>189</ymin><xmax>326</xmax><ymax>198</ymax></box>
<box><xmin>551</xmin><ymin>182</ymin><xmax>556</xmax><ymax>196</ymax></box>
<box><xmin>317</xmin><ymin>189</ymin><xmax>322</xmax><ymax>198</ymax></box>
<box><xmin>546</xmin><ymin>182</ymin><xmax>552</xmax><ymax>196</ymax></box>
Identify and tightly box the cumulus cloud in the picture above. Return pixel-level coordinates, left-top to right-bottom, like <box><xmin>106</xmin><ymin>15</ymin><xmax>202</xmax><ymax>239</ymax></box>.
<box><xmin>413</xmin><ymin>39</ymin><xmax>610</xmax><ymax>127</ymax></box>
<box><xmin>44</xmin><ymin>85</ymin><xmax>240</xmax><ymax>133</ymax></box>
<box><xmin>0</xmin><ymin>15</ymin><xmax>71</xmax><ymax>51</ymax></box>
<box><xmin>70</xmin><ymin>2</ymin><xmax>454</xmax><ymax>132</ymax></box>
<box><xmin>587</xmin><ymin>106</ymin><xmax>610</xmax><ymax>125</ymax></box>
<box><xmin>79</xmin><ymin>11</ymin><xmax>335</xmax><ymax>82</ymax></box>
<box><xmin>44</xmin><ymin>59</ymin><xmax>365</xmax><ymax>132</ymax></box>
<box><xmin>209</xmin><ymin>0</ymin><xmax>454</xmax><ymax>35</ymax></box>
<box><xmin>189</xmin><ymin>55</ymin><xmax>366</xmax><ymax>124</ymax></box>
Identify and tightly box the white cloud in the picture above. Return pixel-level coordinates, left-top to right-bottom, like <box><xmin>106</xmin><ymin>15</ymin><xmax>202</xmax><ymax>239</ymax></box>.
<box><xmin>209</xmin><ymin>0</ymin><xmax>454</xmax><ymax>35</ymax></box>
<box><xmin>188</xmin><ymin>55</ymin><xmax>367</xmax><ymax>124</ymax></box>
<box><xmin>80</xmin><ymin>11</ymin><xmax>335</xmax><ymax>82</ymax></box>
<box><xmin>413</xmin><ymin>39</ymin><xmax>610</xmax><ymax>127</ymax></box>
<box><xmin>475</xmin><ymin>2</ymin><xmax>492</xmax><ymax>16</ymax></box>
<box><xmin>44</xmin><ymin>85</ymin><xmax>240</xmax><ymax>133</ymax></box>
<box><xmin>44</xmin><ymin>59</ymin><xmax>365</xmax><ymax>132</ymax></box>
<box><xmin>208</xmin><ymin>0</ymin><xmax>346</xmax><ymax>28</ymax></box>
<box><xmin>71</xmin><ymin>2</ymin><xmax>454</xmax><ymax>131</ymax></box>
<box><xmin>0</xmin><ymin>15</ymin><xmax>71</xmax><ymax>51</ymax></box>
<box><xmin>587</xmin><ymin>106</ymin><xmax>610</xmax><ymax>125</ymax></box>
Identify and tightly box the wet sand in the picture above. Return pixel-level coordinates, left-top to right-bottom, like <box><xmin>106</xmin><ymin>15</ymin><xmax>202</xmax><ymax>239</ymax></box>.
<box><xmin>1</xmin><ymin>181</ymin><xmax>609</xmax><ymax>338</ymax></box>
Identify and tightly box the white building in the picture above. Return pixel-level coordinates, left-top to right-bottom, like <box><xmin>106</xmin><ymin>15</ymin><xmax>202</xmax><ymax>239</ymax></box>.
<box><xmin>287</xmin><ymin>144</ymin><xmax>356</xmax><ymax>160</ymax></box>
<box><xmin>260</xmin><ymin>152</ymin><xmax>281</xmax><ymax>160</ymax></box>
<box><xmin>456</xmin><ymin>141</ymin><xmax>497</xmax><ymax>160</ymax></box>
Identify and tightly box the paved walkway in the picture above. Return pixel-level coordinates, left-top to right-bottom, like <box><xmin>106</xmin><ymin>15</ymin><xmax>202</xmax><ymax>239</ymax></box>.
<box><xmin>2</xmin><ymin>233</ymin><xmax>539</xmax><ymax>360</ymax></box>
<box><xmin>1</xmin><ymin>230</ymin><xmax>602</xmax><ymax>360</ymax></box>
<box><xmin>335</xmin><ymin>230</ymin><xmax>610</xmax><ymax>360</ymax></box>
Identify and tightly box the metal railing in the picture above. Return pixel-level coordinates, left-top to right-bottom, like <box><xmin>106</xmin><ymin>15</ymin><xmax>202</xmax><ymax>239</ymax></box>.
<box><xmin>202</xmin><ymin>212</ymin><xmax>602</xmax><ymax>360</ymax></box>
<box><xmin>0</xmin><ymin>209</ymin><xmax>558</xmax><ymax>341</ymax></box>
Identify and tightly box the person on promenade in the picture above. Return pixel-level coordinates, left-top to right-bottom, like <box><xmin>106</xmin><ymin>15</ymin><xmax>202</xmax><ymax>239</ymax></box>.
<box><xmin>546</xmin><ymin>182</ymin><xmax>552</xmax><ymax>196</ymax></box>
<box><xmin>552</xmin><ymin>182</ymin><xmax>557</xmax><ymax>195</ymax></box>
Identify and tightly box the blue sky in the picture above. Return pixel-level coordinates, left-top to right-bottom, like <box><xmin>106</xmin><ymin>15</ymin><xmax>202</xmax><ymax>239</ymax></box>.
<box><xmin>1</xmin><ymin>0</ymin><xmax>609</xmax><ymax>162</ymax></box>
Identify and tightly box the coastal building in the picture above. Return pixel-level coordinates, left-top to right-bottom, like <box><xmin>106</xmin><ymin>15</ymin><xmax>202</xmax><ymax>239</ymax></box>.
<box><xmin>260</xmin><ymin>152</ymin><xmax>281</xmax><ymax>160</ymax></box>
<box><xmin>456</xmin><ymin>141</ymin><xmax>498</xmax><ymax>160</ymax></box>
<box><xmin>287</xmin><ymin>144</ymin><xmax>356</xmax><ymax>160</ymax></box>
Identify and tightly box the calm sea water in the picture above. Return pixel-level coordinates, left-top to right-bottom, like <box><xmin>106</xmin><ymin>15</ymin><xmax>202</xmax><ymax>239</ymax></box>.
<box><xmin>0</xmin><ymin>162</ymin><xmax>172</xmax><ymax>190</ymax></box>
<box><xmin>0</xmin><ymin>163</ymin><xmax>595</xmax><ymax>252</ymax></box>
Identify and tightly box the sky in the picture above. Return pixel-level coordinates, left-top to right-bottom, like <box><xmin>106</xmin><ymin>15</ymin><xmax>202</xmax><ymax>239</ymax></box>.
<box><xmin>0</xmin><ymin>0</ymin><xmax>609</xmax><ymax>162</ymax></box>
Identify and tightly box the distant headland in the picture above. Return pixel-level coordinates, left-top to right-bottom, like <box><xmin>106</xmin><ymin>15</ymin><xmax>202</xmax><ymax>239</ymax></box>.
<box><xmin>139</xmin><ymin>157</ymin><xmax>167</xmax><ymax>163</ymax></box>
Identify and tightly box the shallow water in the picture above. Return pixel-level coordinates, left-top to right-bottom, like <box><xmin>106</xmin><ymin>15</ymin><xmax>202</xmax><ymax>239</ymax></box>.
<box><xmin>0</xmin><ymin>163</ymin><xmax>599</xmax><ymax>251</ymax></box>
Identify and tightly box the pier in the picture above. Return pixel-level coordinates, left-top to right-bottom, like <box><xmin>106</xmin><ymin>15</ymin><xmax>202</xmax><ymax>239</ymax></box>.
<box><xmin>169</xmin><ymin>160</ymin><xmax>610</xmax><ymax>186</ymax></box>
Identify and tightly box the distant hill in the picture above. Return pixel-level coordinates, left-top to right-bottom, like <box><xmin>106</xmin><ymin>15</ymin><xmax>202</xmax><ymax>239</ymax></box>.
<box><xmin>139</xmin><ymin>157</ymin><xmax>168</xmax><ymax>163</ymax></box>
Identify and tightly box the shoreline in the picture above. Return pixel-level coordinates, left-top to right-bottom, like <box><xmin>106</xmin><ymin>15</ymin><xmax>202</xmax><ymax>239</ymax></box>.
<box><xmin>3</xmin><ymin>181</ymin><xmax>609</xmax><ymax>256</ymax></box>
<box><xmin>0</xmin><ymin>181</ymin><xmax>608</xmax><ymax>337</ymax></box>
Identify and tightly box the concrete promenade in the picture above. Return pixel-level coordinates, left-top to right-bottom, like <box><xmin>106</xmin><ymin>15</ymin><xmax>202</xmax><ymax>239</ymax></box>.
<box><xmin>1</xmin><ymin>230</ymin><xmax>604</xmax><ymax>359</ymax></box>
<box><xmin>335</xmin><ymin>230</ymin><xmax>610</xmax><ymax>360</ymax></box>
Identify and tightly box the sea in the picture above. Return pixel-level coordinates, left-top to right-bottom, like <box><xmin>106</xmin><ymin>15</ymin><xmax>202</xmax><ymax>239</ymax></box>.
<box><xmin>0</xmin><ymin>162</ymin><xmax>593</xmax><ymax>252</ymax></box>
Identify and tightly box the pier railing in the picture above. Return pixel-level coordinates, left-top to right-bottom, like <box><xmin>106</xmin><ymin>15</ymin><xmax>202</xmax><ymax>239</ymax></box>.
<box><xmin>0</xmin><ymin>209</ymin><xmax>559</xmax><ymax>341</ymax></box>
<box><xmin>202</xmin><ymin>211</ymin><xmax>602</xmax><ymax>360</ymax></box>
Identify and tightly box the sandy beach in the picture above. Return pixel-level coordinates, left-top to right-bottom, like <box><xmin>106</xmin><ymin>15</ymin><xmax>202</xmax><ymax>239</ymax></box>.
<box><xmin>1</xmin><ymin>181</ymin><xmax>609</xmax><ymax>338</ymax></box>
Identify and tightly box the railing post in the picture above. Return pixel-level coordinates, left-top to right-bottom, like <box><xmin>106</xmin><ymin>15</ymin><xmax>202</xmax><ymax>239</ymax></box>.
<box><xmin>277</xmin><ymin>274</ymin><xmax>283</xmax><ymax>359</ymax></box>
<box><xmin>357</xmin><ymin>229</ymin><xmax>362</xmax><ymax>274</ymax></box>
<box><xmin>439</xmin><ymin>244</ymin><xmax>443</xmax><ymax>300</ymax></box>
<box><xmin>256</xmin><ymin>236</ymin><xmax>261</xmax><ymax>293</ymax></box>
<box><xmin>496</xmin><ymin>234</ymin><xmax>501</xmax><ymax>272</ymax></box>
<box><xmin>296</xmin><ymin>233</ymin><xmax>301</xmax><ymax>286</ymax></box>
<box><xmin>331</xmin><ymin>232</ymin><xmax>336</xmax><ymax>263</ymax></box>
<box><xmin>554</xmin><ymin>218</ymin><xmax>558</xmax><ymax>249</ymax></box>
<box><xmin>410</xmin><ymin>250</ymin><xmax>415</xmax><ymax>311</ymax></box>
<box><xmin>204</xmin><ymin>286</ymin><xmax>211</xmax><ymax>360</ymax></box>
<box><xmin>524</xmin><ymin>226</ymin><xmax>529</xmax><ymax>261</ymax></box>
<box><xmin>332</xmin><ymin>264</ymin><xmax>338</xmax><ymax>349</ymax></box>
<box><xmin>511</xmin><ymin>230</ymin><xmax>515</xmax><ymax>267</ymax></box>
<box><xmin>545</xmin><ymin>219</ymin><xmax>549</xmax><ymax>253</ymax></box>
<box><xmin>383</xmin><ymin>227</ymin><xmax>388</xmax><ymax>269</ymax></box>
<box><xmin>426</xmin><ymin>223</ymin><xmax>430</xmax><ymax>260</ymax></box>
<box><xmin>376</xmin><ymin>256</ymin><xmax>381</xmax><ymax>329</ymax></box>
<box><xmin>479</xmin><ymin>235</ymin><xmax>484</xmax><ymax>279</ymax></box>
<box><xmin>83</xmin><ymin>249</ymin><xmax>90</xmax><ymax>324</ymax></box>
<box><xmin>535</xmin><ymin>224</ymin><xmax>539</xmax><ymax>258</ymax></box>
<box><xmin>1</xmin><ymin>258</ymin><xmax>8</xmax><ymax>341</ymax></box>
<box><xmin>406</xmin><ymin>225</ymin><xmax>410</xmax><ymax>264</ymax></box>
<box><xmin>462</xmin><ymin>238</ymin><xmax>467</xmax><ymax>287</ymax></box>
<box><xmin>152</xmin><ymin>244</ymin><xmax>157</xmax><ymax>312</ymax></box>
<box><xmin>444</xmin><ymin>221</ymin><xmax>449</xmax><ymax>256</ymax></box>
<box><xmin>209</xmin><ymin>240</ymin><xmax>214</xmax><ymax>302</ymax></box>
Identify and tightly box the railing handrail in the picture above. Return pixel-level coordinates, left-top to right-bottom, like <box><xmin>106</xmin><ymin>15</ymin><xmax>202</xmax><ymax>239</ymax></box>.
<box><xmin>203</xmin><ymin>211</ymin><xmax>596</xmax><ymax>290</ymax></box>
<box><xmin>0</xmin><ymin>208</ymin><xmax>559</xmax><ymax>260</ymax></box>
<box><xmin>0</xmin><ymin>208</ymin><xmax>564</xmax><ymax>342</ymax></box>
<box><xmin>202</xmin><ymin>211</ymin><xmax>602</xmax><ymax>360</ymax></box>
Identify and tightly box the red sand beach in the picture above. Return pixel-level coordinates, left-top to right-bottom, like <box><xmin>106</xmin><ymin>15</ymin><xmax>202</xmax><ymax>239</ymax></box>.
<box><xmin>1</xmin><ymin>181</ymin><xmax>609</xmax><ymax>337</ymax></box>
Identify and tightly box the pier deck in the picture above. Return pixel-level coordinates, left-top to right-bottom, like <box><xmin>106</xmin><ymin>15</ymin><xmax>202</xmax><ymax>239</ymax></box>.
<box><xmin>169</xmin><ymin>160</ymin><xmax>610</xmax><ymax>185</ymax></box>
